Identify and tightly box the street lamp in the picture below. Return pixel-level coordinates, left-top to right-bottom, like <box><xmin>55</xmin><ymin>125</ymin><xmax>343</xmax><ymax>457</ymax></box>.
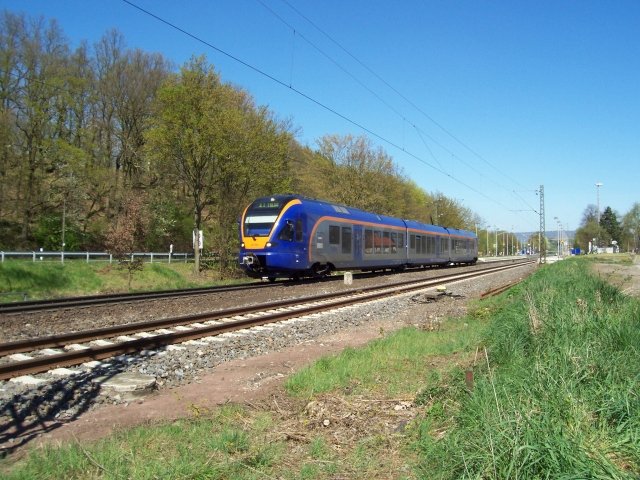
<box><xmin>485</xmin><ymin>226</ymin><xmax>489</xmax><ymax>257</ymax></box>
<box><xmin>595</xmin><ymin>182</ymin><xmax>603</xmax><ymax>223</ymax></box>
<box><xmin>554</xmin><ymin>217</ymin><xmax>560</xmax><ymax>258</ymax></box>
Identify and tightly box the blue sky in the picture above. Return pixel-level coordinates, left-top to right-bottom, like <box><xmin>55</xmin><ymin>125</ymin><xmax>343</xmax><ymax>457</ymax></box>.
<box><xmin>3</xmin><ymin>0</ymin><xmax>639</xmax><ymax>234</ymax></box>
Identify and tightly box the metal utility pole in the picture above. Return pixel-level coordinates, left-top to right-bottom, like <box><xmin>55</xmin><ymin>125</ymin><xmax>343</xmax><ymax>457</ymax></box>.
<box><xmin>539</xmin><ymin>185</ymin><xmax>546</xmax><ymax>264</ymax></box>
<box><xmin>595</xmin><ymin>182</ymin><xmax>603</xmax><ymax>223</ymax></box>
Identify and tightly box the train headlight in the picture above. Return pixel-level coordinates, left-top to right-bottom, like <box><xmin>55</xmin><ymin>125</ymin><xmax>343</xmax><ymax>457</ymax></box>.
<box><xmin>241</xmin><ymin>242</ymin><xmax>245</xmax><ymax>248</ymax></box>
<box><xmin>266</xmin><ymin>242</ymin><xmax>277</xmax><ymax>248</ymax></box>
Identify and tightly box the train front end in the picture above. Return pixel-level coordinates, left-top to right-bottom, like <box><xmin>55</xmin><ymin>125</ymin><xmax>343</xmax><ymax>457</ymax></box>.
<box><xmin>238</xmin><ymin>195</ymin><xmax>306</xmax><ymax>280</ymax></box>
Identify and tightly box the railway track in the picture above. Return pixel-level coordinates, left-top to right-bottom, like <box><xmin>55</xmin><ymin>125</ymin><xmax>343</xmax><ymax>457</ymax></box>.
<box><xmin>0</xmin><ymin>260</ymin><xmax>534</xmax><ymax>381</ymax></box>
<box><xmin>0</xmin><ymin>259</ymin><xmax>523</xmax><ymax>314</ymax></box>
<box><xmin>0</xmin><ymin>281</ymin><xmax>274</xmax><ymax>314</ymax></box>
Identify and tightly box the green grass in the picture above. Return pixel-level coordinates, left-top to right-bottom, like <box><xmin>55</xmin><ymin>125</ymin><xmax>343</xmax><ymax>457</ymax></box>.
<box><xmin>0</xmin><ymin>260</ymin><xmax>249</xmax><ymax>302</ymax></box>
<box><xmin>285</xmin><ymin>318</ymin><xmax>487</xmax><ymax>399</ymax></box>
<box><xmin>413</xmin><ymin>258</ymin><xmax>640</xmax><ymax>479</ymax></box>
<box><xmin>3</xmin><ymin>406</ymin><xmax>283</xmax><ymax>480</ymax></box>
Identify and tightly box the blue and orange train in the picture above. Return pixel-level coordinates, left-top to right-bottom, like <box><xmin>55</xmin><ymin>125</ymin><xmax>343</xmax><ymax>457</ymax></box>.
<box><xmin>239</xmin><ymin>194</ymin><xmax>478</xmax><ymax>281</ymax></box>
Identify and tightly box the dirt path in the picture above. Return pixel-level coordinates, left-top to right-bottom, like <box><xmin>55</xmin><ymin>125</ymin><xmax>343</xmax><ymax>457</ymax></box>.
<box><xmin>590</xmin><ymin>255</ymin><xmax>640</xmax><ymax>297</ymax></box>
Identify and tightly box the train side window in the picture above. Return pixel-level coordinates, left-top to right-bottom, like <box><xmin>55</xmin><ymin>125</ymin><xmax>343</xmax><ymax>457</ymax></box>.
<box><xmin>374</xmin><ymin>231</ymin><xmax>382</xmax><ymax>254</ymax></box>
<box><xmin>416</xmin><ymin>235</ymin><xmax>422</xmax><ymax>255</ymax></box>
<box><xmin>295</xmin><ymin>219</ymin><xmax>303</xmax><ymax>242</ymax></box>
<box><xmin>365</xmin><ymin>229</ymin><xmax>373</xmax><ymax>254</ymax></box>
<box><xmin>341</xmin><ymin>227</ymin><xmax>352</xmax><ymax>254</ymax></box>
<box><xmin>383</xmin><ymin>231</ymin><xmax>390</xmax><ymax>253</ymax></box>
<box><xmin>390</xmin><ymin>232</ymin><xmax>397</xmax><ymax>253</ymax></box>
<box><xmin>329</xmin><ymin>225</ymin><xmax>340</xmax><ymax>245</ymax></box>
<box><xmin>399</xmin><ymin>234</ymin><xmax>404</xmax><ymax>251</ymax></box>
<box><xmin>410</xmin><ymin>234</ymin><xmax>416</xmax><ymax>250</ymax></box>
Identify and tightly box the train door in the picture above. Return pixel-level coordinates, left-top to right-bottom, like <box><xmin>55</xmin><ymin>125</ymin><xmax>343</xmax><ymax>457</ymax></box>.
<box><xmin>353</xmin><ymin>225</ymin><xmax>363</xmax><ymax>265</ymax></box>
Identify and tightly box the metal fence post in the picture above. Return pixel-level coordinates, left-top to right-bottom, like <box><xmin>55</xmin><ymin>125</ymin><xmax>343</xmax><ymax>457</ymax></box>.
<box><xmin>33</xmin><ymin>251</ymin><xmax>36</xmax><ymax>262</ymax></box>
<box><xmin>109</xmin><ymin>254</ymin><xmax>112</xmax><ymax>264</ymax></box>
<box><xmin>150</xmin><ymin>253</ymin><xmax>154</xmax><ymax>263</ymax></box>
<box><xmin>86</xmin><ymin>252</ymin><xmax>89</xmax><ymax>263</ymax></box>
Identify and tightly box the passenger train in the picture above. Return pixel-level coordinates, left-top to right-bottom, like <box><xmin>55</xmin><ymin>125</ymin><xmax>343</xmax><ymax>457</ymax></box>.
<box><xmin>239</xmin><ymin>194</ymin><xmax>478</xmax><ymax>281</ymax></box>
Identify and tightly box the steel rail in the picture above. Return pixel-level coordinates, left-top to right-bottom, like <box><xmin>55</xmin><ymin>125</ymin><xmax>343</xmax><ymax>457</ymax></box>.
<box><xmin>0</xmin><ymin>281</ymin><xmax>275</xmax><ymax>314</ymax></box>
<box><xmin>0</xmin><ymin>261</ymin><xmax>534</xmax><ymax>380</ymax></box>
<box><xmin>480</xmin><ymin>278</ymin><xmax>525</xmax><ymax>298</ymax></box>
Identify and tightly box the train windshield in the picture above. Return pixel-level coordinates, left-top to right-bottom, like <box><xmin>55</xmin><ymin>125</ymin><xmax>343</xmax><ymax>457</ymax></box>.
<box><xmin>243</xmin><ymin>197</ymin><xmax>292</xmax><ymax>237</ymax></box>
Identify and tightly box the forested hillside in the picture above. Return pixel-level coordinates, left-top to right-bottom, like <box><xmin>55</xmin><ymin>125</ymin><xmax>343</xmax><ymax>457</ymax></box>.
<box><xmin>0</xmin><ymin>11</ymin><xmax>477</xmax><ymax>272</ymax></box>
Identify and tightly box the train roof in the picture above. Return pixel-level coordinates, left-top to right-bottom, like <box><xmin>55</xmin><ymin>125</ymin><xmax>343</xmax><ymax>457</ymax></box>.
<box><xmin>250</xmin><ymin>195</ymin><xmax>476</xmax><ymax>237</ymax></box>
<box><xmin>445</xmin><ymin>227</ymin><xmax>477</xmax><ymax>239</ymax></box>
<box><xmin>296</xmin><ymin>196</ymin><xmax>406</xmax><ymax>228</ymax></box>
<box><xmin>403</xmin><ymin>219</ymin><xmax>449</xmax><ymax>235</ymax></box>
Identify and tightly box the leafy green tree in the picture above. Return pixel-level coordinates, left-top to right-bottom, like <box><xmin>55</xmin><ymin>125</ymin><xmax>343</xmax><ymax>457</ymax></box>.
<box><xmin>147</xmin><ymin>56</ymin><xmax>292</xmax><ymax>273</ymax></box>
<box><xmin>7</xmin><ymin>14</ymin><xmax>70</xmax><ymax>241</ymax></box>
<box><xmin>146</xmin><ymin>57</ymin><xmax>221</xmax><ymax>272</ymax></box>
<box><xmin>599</xmin><ymin>206</ymin><xmax>622</xmax><ymax>244</ymax></box>
<box><xmin>575</xmin><ymin>220</ymin><xmax>608</xmax><ymax>252</ymax></box>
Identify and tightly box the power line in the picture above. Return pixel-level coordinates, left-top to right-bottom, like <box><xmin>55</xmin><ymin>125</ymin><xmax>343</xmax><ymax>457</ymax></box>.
<box><xmin>121</xmin><ymin>0</ymin><xmax>512</xmax><ymax>208</ymax></box>
<box><xmin>258</xmin><ymin>0</ymin><xmax>516</xmax><ymax>197</ymax></box>
<box><xmin>280</xmin><ymin>0</ymin><xmax>526</xmax><ymax>190</ymax></box>
<box><xmin>275</xmin><ymin>0</ymin><xmax>538</xmax><ymax>230</ymax></box>
<box><xmin>256</xmin><ymin>0</ymin><xmax>407</xmax><ymax>121</ymax></box>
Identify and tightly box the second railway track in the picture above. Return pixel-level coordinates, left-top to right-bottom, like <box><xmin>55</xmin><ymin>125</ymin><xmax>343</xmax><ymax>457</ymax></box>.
<box><xmin>0</xmin><ymin>281</ymin><xmax>276</xmax><ymax>314</ymax></box>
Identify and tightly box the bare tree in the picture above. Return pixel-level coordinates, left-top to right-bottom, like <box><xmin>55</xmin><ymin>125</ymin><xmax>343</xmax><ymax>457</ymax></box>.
<box><xmin>104</xmin><ymin>192</ymin><xmax>149</xmax><ymax>289</ymax></box>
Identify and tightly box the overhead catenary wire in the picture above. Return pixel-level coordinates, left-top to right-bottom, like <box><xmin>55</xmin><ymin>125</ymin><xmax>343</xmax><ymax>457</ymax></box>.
<box><xmin>280</xmin><ymin>0</ymin><xmax>526</xmax><ymax>191</ymax></box>
<box><xmin>121</xmin><ymin>0</ymin><xmax>542</xmax><ymax>232</ymax></box>
<box><xmin>262</xmin><ymin>0</ymin><xmax>539</xmax><ymax>229</ymax></box>
<box><xmin>259</xmin><ymin>0</ymin><xmax>515</xmax><ymax>196</ymax></box>
<box><xmin>278</xmin><ymin>0</ymin><xmax>539</xmax><ymax>230</ymax></box>
<box><xmin>121</xmin><ymin>0</ymin><xmax>507</xmax><ymax>207</ymax></box>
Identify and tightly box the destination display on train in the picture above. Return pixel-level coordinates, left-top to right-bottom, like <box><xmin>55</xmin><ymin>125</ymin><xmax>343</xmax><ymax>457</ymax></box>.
<box><xmin>255</xmin><ymin>201</ymin><xmax>281</xmax><ymax>209</ymax></box>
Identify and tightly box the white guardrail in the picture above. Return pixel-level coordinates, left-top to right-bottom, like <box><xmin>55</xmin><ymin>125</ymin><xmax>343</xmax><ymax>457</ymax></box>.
<box><xmin>0</xmin><ymin>251</ymin><xmax>191</xmax><ymax>264</ymax></box>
